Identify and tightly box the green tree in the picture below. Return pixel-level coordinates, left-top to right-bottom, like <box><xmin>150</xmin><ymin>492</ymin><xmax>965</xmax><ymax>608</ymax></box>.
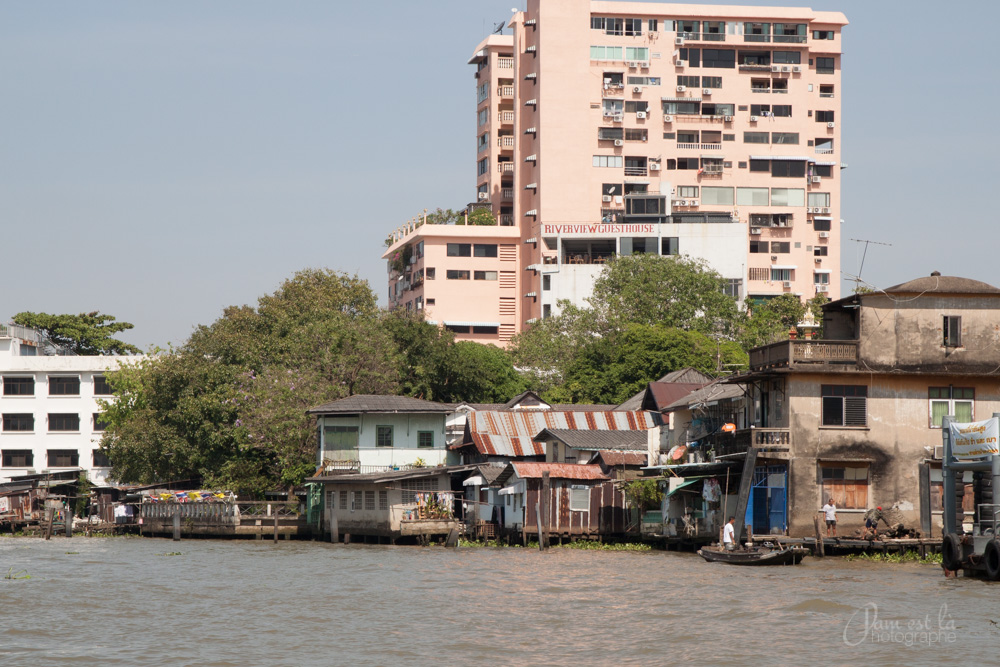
<box><xmin>383</xmin><ymin>311</ymin><xmax>455</xmax><ymax>400</ymax></box>
<box><xmin>467</xmin><ymin>207</ymin><xmax>497</xmax><ymax>226</ymax></box>
<box><xmin>737</xmin><ymin>294</ymin><xmax>807</xmax><ymax>350</ymax></box>
<box><xmin>424</xmin><ymin>208</ymin><xmax>464</xmax><ymax>225</ymax></box>
<box><xmin>12</xmin><ymin>311</ymin><xmax>140</xmax><ymax>355</ymax></box>
<box><xmin>438</xmin><ymin>341</ymin><xmax>527</xmax><ymax>403</ymax></box>
<box><xmin>509</xmin><ymin>300</ymin><xmax>597</xmax><ymax>395</ymax></box>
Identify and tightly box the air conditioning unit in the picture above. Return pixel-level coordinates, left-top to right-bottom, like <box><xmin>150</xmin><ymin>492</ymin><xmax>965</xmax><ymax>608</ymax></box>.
<box><xmin>819</xmin><ymin>231</ymin><xmax>830</xmax><ymax>238</ymax></box>
<box><xmin>771</xmin><ymin>65</ymin><xmax>781</xmax><ymax>72</ymax></box>
<box><xmin>628</xmin><ymin>61</ymin><xmax>638</xmax><ymax>68</ymax></box>
<box><xmin>816</xmin><ymin>284</ymin><xmax>828</xmax><ymax>293</ymax></box>
<box><xmin>640</xmin><ymin>62</ymin><xmax>650</xmax><ymax>69</ymax></box>
<box><xmin>792</xmin><ymin>65</ymin><xmax>802</xmax><ymax>73</ymax></box>
<box><xmin>827</xmin><ymin>122</ymin><xmax>836</xmax><ymax>128</ymax></box>
<box><xmin>614</xmin><ymin>139</ymin><xmax>624</xmax><ymax>146</ymax></box>
<box><xmin>650</xmin><ymin>163</ymin><xmax>661</xmax><ymax>171</ymax></box>
<box><xmin>675</xmin><ymin>60</ymin><xmax>686</xmax><ymax>68</ymax></box>
<box><xmin>815</xmin><ymin>257</ymin><xmax>822</xmax><ymax>263</ymax></box>
<box><xmin>724</xmin><ymin>115</ymin><xmax>734</xmax><ymax>122</ymax></box>
<box><xmin>477</xmin><ymin>192</ymin><xmax>489</xmax><ymax>201</ymax></box>
<box><xmin>811</xmin><ymin>176</ymin><xmax>822</xmax><ymax>184</ymax></box>
<box><xmin>703</xmin><ymin>88</ymin><xmax>712</xmax><ymax>95</ymax></box>
<box><xmin>750</xmin><ymin>227</ymin><xmax>761</xmax><ymax>235</ymax></box>
<box><xmin>689</xmin><ymin>199</ymin><xmax>699</xmax><ymax>206</ymax></box>
<box><xmin>636</xmin><ymin>111</ymin><xmax>647</xmax><ymax>119</ymax></box>
<box><xmin>634</xmin><ymin>86</ymin><xmax>643</xmax><ymax>93</ymax></box>
<box><xmin>602</xmin><ymin>195</ymin><xmax>613</xmax><ymax>202</ymax></box>
<box><xmin>676</xmin><ymin>199</ymin><xmax>687</xmax><ymax>206</ymax></box>
<box><xmin>782</xmin><ymin>281</ymin><xmax>792</xmax><ymax>289</ymax></box>
<box><xmin>807</xmin><ymin>207</ymin><xmax>816</xmax><ymax>213</ymax></box>
<box><xmin>820</xmin><ymin>207</ymin><xmax>831</xmax><ymax>214</ymax></box>
<box><xmin>750</xmin><ymin>115</ymin><xmax>759</xmax><ymax>122</ymax></box>
<box><xmin>781</xmin><ymin>65</ymin><xmax>791</xmax><ymax>72</ymax></box>
<box><xmin>676</xmin><ymin>85</ymin><xmax>686</xmax><ymax>92</ymax></box>
<box><xmin>934</xmin><ymin>445</ymin><xmax>944</xmax><ymax>460</ymax></box>
<box><xmin>663</xmin><ymin>115</ymin><xmax>674</xmax><ymax>122</ymax></box>
<box><xmin>675</xmin><ymin>37</ymin><xmax>685</xmax><ymax>45</ymax></box>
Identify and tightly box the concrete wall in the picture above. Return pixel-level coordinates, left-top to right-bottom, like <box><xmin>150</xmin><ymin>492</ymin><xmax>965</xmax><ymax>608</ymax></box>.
<box><xmin>319</xmin><ymin>413</ymin><xmax>453</xmax><ymax>469</ymax></box>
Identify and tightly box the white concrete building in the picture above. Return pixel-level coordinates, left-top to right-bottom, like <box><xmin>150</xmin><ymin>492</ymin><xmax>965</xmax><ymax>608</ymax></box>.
<box><xmin>0</xmin><ymin>324</ymin><xmax>135</xmax><ymax>485</ymax></box>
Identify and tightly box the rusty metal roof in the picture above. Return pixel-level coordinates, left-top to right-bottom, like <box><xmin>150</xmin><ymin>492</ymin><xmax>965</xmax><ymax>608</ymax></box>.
<box><xmin>534</xmin><ymin>429</ymin><xmax>649</xmax><ymax>451</ymax></box>
<box><xmin>459</xmin><ymin>410</ymin><xmax>661</xmax><ymax>457</ymax></box>
<box><xmin>590</xmin><ymin>451</ymin><xmax>648</xmax><ymax>467</ymax></box>
<box><xmin>509</xmin><ymin>462</ymin><xmax>610</xmax><ymax>481</ymax></box>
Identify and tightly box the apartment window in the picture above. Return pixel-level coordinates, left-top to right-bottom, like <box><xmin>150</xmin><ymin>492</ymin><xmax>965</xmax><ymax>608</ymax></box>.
<box><xmin>605</xmin><ymin>18</ymin><xmax>624</xmax><ymax>36</ymax></box>
<box><xmin>816</xmin><ymin>110</ymin><xmax>835</xmax><ymax>123</ymax></box>
<box><xmin>701</xmin><ymin>76</ymin><xmax>722</xmax><ymax>88</ymax></box>
<box><xmin>447</xmin><ymin>243</ymin><xmax>471</xmax><ymax>257</ymax></box>
<box><xmin>701</xmin><ymin>103</ymin><xmax>734</xmax><ymax>116</ymax></box>
<box><xmin>744</xmin><ymin>22</ymin><xmax>770</xmax><ymax>42</ymax></box>
<box><xmin>943</xmin><ymin>316</ymin><xmax>962</xmax><ymax>348</ymax></box>
<box><xmin>477</xmin><ymin>132</ymin><xmax>489</xmax><ymax>152</ymax></box>
<box><xmin>446</xmin><ymin>270</ymin><xmax>470</xmax><ymax>281</ymax></box>
<box><xmin>677</xmin><ymin>186</ymin><xmax>699</xmax><ymax>198</ymax></box>
<box><xmin>677</xmin><ymin>20</ymin><xmax>700</xmax><ymax>39</ymax></box>
<box><xmin>929</xmin><ymin>387</ymin><xmax>974</xmax><ymax>427</ymax></box>
<box><xmin>661</xmin><ymin>237</ymin><xmax>679</xmax><ymax>256</ymax></box>
<box><xmin>91</xmin><ymin>376</ymin><xmax>113</xmax><ymax>396</ymax></box>
<box><xmin>814</xmin><ymin>30</ymin><xmax>835</xmax><ymax>40</ymax></box>
<box><xmin>701</xmin><ymin>49</ymin><xmax>735</xmax><ymax>68</ymax></box>
<box><xmin>2</xmin><ymin>414</ymin><xmax>34</xmax><ymax>432</ymax></box>
<box><xmin>739</xmin><ymin>50</ymin><xmax>770</xmax><ymax>66</ymax></box>
<box><xmin>49</xmin><ymin>413</ymin><xmax>80</xmax><ymax>431</ymax></box>
<box><xmin>744</xmin><ymin>132</ymin><xmax>769</xmax><ymax>144</ymax></box>
<box><xmin>624</xmin><ymin>129</ymin><xmax>647</xmax><ymax>142</ymax></box>
<box><xmin>677</xmin><ymin>75</ymin><xmax>700</xmax><ymax>87</ymax></box>
<box><xmin>808</xmin><ymin>192</ymin><xmax>831</xmax><ymax>208</ymax></box>
<box><xmin>662</xmin><ymin>101</ymin><xmax>700</xmax><ymax>115</ymax></box>
<box><xmin>620</xmin><ymin>237</ymin><xmax>658</xmax><ymax>255</ymax></box>
<box><xmin>771</xmin><ymin>133</ymin><xmax>799</xmax><ymax>146</ymax></box>
<box><xmin>478</xmin><ymin>108</ymin><xmax>488</xmax><ymax>126</ymax></box>
<box><xmin>49</xmin><ymin>376</ymin><xmax>81</xmax><ymax>396</ymax></box>
<box><xmin>364</xmin><ymin>490</ymin><xmax>376</xmax><ymax>511</ymax></box>
<box><xmin>426</xmin><ymin>298</ymin><xmax>435</xmax><ymax>306</ymax></box>
<box><xmin>648</xmin><ymin>19</ymin><xmax>658</xmax><ymax>32</ymax></box>
<box><xmin>417</xmin><ymin>431</ymin><xmax>434</xmax><ymax>448</ymax></box>
<box><xmin>813</xmin><ymin>219</ymin><xmax>832</xmax><ymax>232</ymax></box>
<box><xmin>821</xmin><ymin>385</ymin><xmax>868</xmax><ymax>427</ymax></box>
<box><xmin>771</xmin><ymin>242</ymin><xmax>790</xmax><ymax>253</ymax></box>
<box><xmin>772</xmin><ymin>80</ymin><xmax>788</xmax><ymax>94</ymax></box>
<box><xmin>379</xmin><ymin>490</ymin><xmax>388</xmax><ymax>510</ymax></box>
<box><xmin>47</xmin><ymin>449</ymin><xmax>79</xmax><ymax>467</ymax></box>
<box><xmin>477</xmin><ymin>158</ymin><xmax>488</xmax><ymax>176</ymax></box>
<box><xmin>93</xmin><ymin>413</ymin><xmax>109</xmax><ymax>432</ymax></box>
<box><xmin>93</xmin><ymin>450</ymin><xmax>111</xmax><ymax>467</ymax></box>
<box><xmin>624</xmin><ymin>18</ymin><xmax>642</xmax><ymax>36</ymax></box>
<box><xmin>677</xmin><ymin>131</ymin><xmax>698</xmax><ymax>144</ymax></box>
<box><xmin>376</xmin><ymin>425</ymin><xmax>393</xmax><ymax>447</ymax></box>
<box><xmin>598</xmin><ymin>127</ymin><xmax>624</xmax><ymax>140</ymax></box>
<box><xmin>771</xmin><ymin>268</ymin><xmax>792</xmax><ymax>282</ymax></box>
<box><xmin>772</xmin><ymin>161</ymin><xmax>806</xmax><ymax>178</ymax></box>
<box><xmin>3</xmin><ymin>377</ymin><xmax>34</xmax><ymax>396</ymax></box>
<box><xmin>590</xmin><ymin>45</ymin><xmax>623</xmax><ymax>61</ymax></box>
<box><xmin>750</xmin><ymin>241</ymin><xmax>769</xmax><ymax>253</ymax></box>
<box><xmin>820</xmin><ymin>84</ymin><xmax>835</xmax><ymax>98</ymax></box>
<box><xmin>425</xmin><ymin>268</ymin><xmax>436</xmax><ymax>280</ymax></box>
<box><xmin>627</xmin><ymin>76</ymin><xmax>660</xmax><ymax>86</ymax></box>
<box><xmin>814</xmin><ymin>246</ymin><xmax>829</xmax><ymax>256</ymax></box>
<box><xmin>820</xmin><ymin>464</ymin><xmax>869</xmax><ymax>509</ymax></box>
<box><xmin>2</xmin><ymin>450</ymin><xmax>33</xmax><ymax>467</ymax></box>
<box><xmin>543</xmin><ymin>304</ymin><xmax>552</xmax><ymax>319</ymax></box>
<box><xmin>474</xmin><ymin>244</ymin><xmax>498</xmax><ymax>257</ymax></box>
<box><xmin>624</xmin><ymin>101</ymin><xmax>649</xmax><ymax>113</ymax></box>
<box><xmin>625</xmin><ymin>47</ymin><xmax>649</xmax><ymax>61</ymax></box>
<box><xmin>474</xmin><ymin>271</ymin><xmax>498</xmax><ymax>281</ymax></box>
<box><xmin>750</xmin><ymin>159</ymin><xmax>769</xmax><ymax>173</ymax></box>
<box><xmin>771</xmin><ymin>188</ymin><xmax>804</xmax><ymax>207</ymax></box>
<box><xmin>816</xmin><ymin>57</ymin><xmax>835</xmax><ymax>74</ymax></box>
<box><xmin>814</xmin><ymin>272</ymin><xmax>830</xmax><ymax>285</ymax></box>
<box><xmin>772</xmin><ymin>51</ymin><xmax>801</xmax><ymax>64</ymax></box>
<box><xmin>814</xmin><ymin>165</ymin><xmax>832</xmax><ymax>177</ymax></box>
<box><xmin>737</xmin><ymin>187</ymin><xmax>769</xmax><ymax>206</ymax></box>
<box><xmin>593</xmin><ymin>155</ymin><xmax>623</xmax><ymax>168</ymax></box>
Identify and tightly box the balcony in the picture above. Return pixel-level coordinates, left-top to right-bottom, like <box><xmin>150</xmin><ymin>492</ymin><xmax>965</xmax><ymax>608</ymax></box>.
<box><xmin>749</xmin><ymin>339</ymin><xmax>858</xmax><ymax>371</ymax></box>
<box><xmin>703</xmin><ymin>427</ymin><xmax>791</xmax><ymax>458</ymax></box>
<box><xmin>497</xmin><ymin>135</ymin><xmax>515</xmax><ymax>149</ymax></box>
<box><xmin>499</xmin><ymin>214</ymin><xmax>514</xmax><ymax>226</ymax></box>
<box><xmin>624</xmin><ymin>166</ymin><xmax>647</xmax><ymax>177</ymax></box>
<box><xmin>501</xmin><ymin>187</ymin><xmax>514</xmax><ymax>200</ymax></box>
<box><xmin>497</xmin><ymin>162</ymin><xmax>515</xmax><ymax>174</ymax></box>
<box><xmin>498</xmin><ymin>110</ymin><xmax>514</xmax><ymax>124</ymax></box>
<box><xmin>497</xmin><ymin>56</ymin><xmax>514</xmax><ymax>69</ymax></box>
<box><xmin>498</xmin><ymin>85</ymin><xmax>515</xmax><ymax>98</ymax></box>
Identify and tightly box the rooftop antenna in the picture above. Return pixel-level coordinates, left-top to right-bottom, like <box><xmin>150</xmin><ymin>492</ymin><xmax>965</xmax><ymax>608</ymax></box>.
<box><xmin>849</xmin><ymin>237</ymin><xmax>892</xmax><ymax>292</ymax></box>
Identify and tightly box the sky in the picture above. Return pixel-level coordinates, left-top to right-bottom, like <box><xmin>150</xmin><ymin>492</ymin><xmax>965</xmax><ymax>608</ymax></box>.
<box><xmin>2</xmin><ymin>1</ymin><xmax>998</xmax><ymax>350</ymax></box>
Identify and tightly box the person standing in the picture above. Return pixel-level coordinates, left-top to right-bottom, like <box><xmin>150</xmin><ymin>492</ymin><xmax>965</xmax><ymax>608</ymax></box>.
<box><xmin>821</xmin><ymin>498</ymin><xmax>838</xmax><ymax>537</ymax></box>
<box><xmin>723</xmin><ymin>516</ymin><xmax>736</xmax><ymax>551</ymax></box>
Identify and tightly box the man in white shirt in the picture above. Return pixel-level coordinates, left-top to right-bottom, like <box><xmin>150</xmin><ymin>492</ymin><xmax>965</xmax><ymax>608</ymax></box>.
<box><xmin>723</xmin><ymin>516</ymin><xmax>736</xmax><ymax>551</ymax></box>
<box><xmin>821</xmin><ymin>498</ymin><xmax>837</xmax><ymax>537</ymax></box>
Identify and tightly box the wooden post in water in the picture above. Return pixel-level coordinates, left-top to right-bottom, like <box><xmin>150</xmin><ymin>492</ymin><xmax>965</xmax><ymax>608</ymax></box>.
<box><xmin>541</xmin><ymin>472</ymin><xmax>551</xmax><ymax>550</ymax></box>
<box><xmin>535</xmin><ymin>503</ymin><xmax>543</xmax><ymax>551</ymax></box>
<box><xmin>44</xmin><ymin>508</ymin><xmax>53</xmax><ymax>540</ymax></box>
<box><xmin>173</xmin><ymin>505</ymin><xmax>181</xmax><ymax>541</ymax></box>
<box><xmin>64</xmin><ymin>508</ymin><xmax>72</xmax><ymax>538</ymax></box>
<box><xmin>328</xmin><ymin>508</ymin><xmax>339</xmax><ymax>543</ymax></box>
<box><xmin>273</xmin><ymin>513</ymin><xmax>279</xmax><ymax>543</ymax></box>
<box><xmin>813</xmin><ymin>516</ymin><xmax>824</xmax><ymax>557</ymax></box>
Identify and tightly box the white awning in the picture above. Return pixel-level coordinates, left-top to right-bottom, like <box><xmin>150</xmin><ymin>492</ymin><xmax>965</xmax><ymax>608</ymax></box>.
<box><xmin>813</xmin><ymin>216</ymin><xmax>833</xmax><ymax>221</ymax></box>
<box><xmin>463</xmin><ymin>475</ymin><xmax>485</xmax><ymax>487</ymax></box>
<box><xmin>771</xmin><ymin>265</ymin><xmax>797</xmax><ymax>270</ymax></box>
<box><xmin>499</xmin><ymin>481</ymin><xmax>525</xmax><ymax>496</ymax></box>
<box><xmin>812</xmin><ymin>160</ymin><xmax>837</xmax><ymax>166</ymax></box>
<box><xmin>749</xmin><ymin>155</ymin><xmax>811</xmax><ymax>161</ymax></box>
<box><xmin>443</xmin><ymin>321</ymin><xmax>501</xmax><ymax>327</ymax></box>
<box><xmin>814</xmin><ymin>269</ymin><xmax>832</xmax><ymax>274</ymax></box>
<box><xmin>661</xmin><ymin>97</ymin><xmax>702</xmax><ymax>102</ymax></box>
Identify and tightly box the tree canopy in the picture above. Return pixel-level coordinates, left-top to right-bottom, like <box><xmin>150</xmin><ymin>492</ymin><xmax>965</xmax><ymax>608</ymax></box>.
<box><xmin>12</xmin><ymin>311</ymin><xmax>141</xmax><ymax>355</ymax></box>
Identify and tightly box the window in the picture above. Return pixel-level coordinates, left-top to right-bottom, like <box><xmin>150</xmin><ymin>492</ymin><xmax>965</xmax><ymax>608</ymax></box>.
<box><xmin>677</xmin><ymin>75</ymin><xmax>700</xmax><ymax>87</ymax></box>
<box><xmin>702</xmin><ymin>21</ymin><xmax>725</xmax><ymax>40</ymax></box>
<box><xmin>702</xmin><ymin>76</ymin><xmax>722</xmax><ymax>88</ymax></box>
<box><xmin>543</xmin><ymin>304</ymin><xmax>552</xmax><ymax>319</ymax></box>
<box><xmin>446</xmin><ymin>270</ymin><xmax>470</xmax><ymax>280</ymax></box>
<box><xmin>677</xmin><ymin>20</ymin><xmax>700</xmax><ymax>39</ymax></box>
<box><xmin>477</xmin><ymin>158</ymin><xmax>488</xmax><ymax>176</ymax></box>
<box><xmin>376</xmin><ymin>425</ymin><xmax>393</xmax><ymax>447</ymax></box>
<box><xmin>425</xmin><ymin>268</ymin><xmax>435</xmax><ymax>280</ymax></box>
<box><xmin>750</xmin><ymin>241</ymin><xmax>769</xmax><ymax>253</ymax></box>
<box><xmin>744</xmin><ymin>22</ymin><xmax>770</xmax><ymax>42</ymax></box>
<box><xmin>771</xmin><ymin>188</ymin><xmax>804</xmax><ymax>206</ymax></box>
<box><xmin>569</xmin><ymin>486</ymin><xmax>590</xmax><ymax>512</ymax></box>
<box><xmin>816</xmin><ymin>57</ymin><xmax>835</xmax><ymax>74</ymax></box>
<box><xmin>2</xmin><ymin>414</ymin><xmax>33</xmax><ymax>432</ymax></box>
<box><xmin>477</xmin><ymin>83</ymin><xmax>488</xmax><ymax>103</ymax></box>
<box><xmin>821</xmin><ymin>385</ymin><xmax>868</xmax><ymax>427</ymax></box>
<box><xmin>2</xmin><ymin>450</ymin><xmax>33</xmax><ymax>467</ymax></box>
<box><xmin>772</xmin><ymin>51</ymin><xmax>801</xmax><ymax>64</ymax></box>
<box><xmin>808</xmin><ymin>192</ymin><xmax>831</xmax><ymax>208</ymax></box>
<box><xmin>624</xmin><ymin>101</ymin><xmax>648</xmax><ymax>113</ymax></box>
<box><xmin>624</xmin><ymin>129</ymin><xmax>647</xmax><ymax>142</ymax></box>
<box><xmin>770</xmin><ymin>269</ymin><xmax>791</xmax><ymax>282</ymax></box>
<box><xmin>677</xmin><ymin>186</ymin><xmax>699</xmax><ymax>198</ymax></box>
<box><xmin>379</xmin><ymin>490</ymin><xmax>388</xmax><ymax>510</ymax></box>
<box><xmin>625</xmin><ymin>47</ymin><xmax>649</xmax><ymax>61</ymax></box>
<box><xmin>771</xmin><ymin>161</ymin><xmax>806</xmax><ymax>178</ymax></box>
<box><xmin>701</xmin><ymin>49</ymin><xmax>735</xmax><ymax>68</ymax></box>
<box><xmin>771</xmin><ymin>242</ymin><xmax>790</xmax><ymax>253</ymax></box>
<box><xmin>477</xmin><ymin>132</ymin><xmax>489</xmax><ymax>152</ymax></box>
<box><xmin>820</xmin><ymin>464</ymin><xmax>869</xmax><ymax>509</ymax></box>
<box><xmin>816</xmin><ymin>110</ymin><xmax>835</xmax><ymax>123</ymax></box>
<box><xmin>478</xmin><ymin>108</ymin><xmax>488</xmax><ymax>126</ymax></box>
<box><xmin>598</xmin><ymin>127</ymin><xmax>623</xmax><ymax>140</ymax></box>
<box><xmin>340</xmin><ymin>490</ymin><xmax>348</xmax><ymax>509</ymax></box>
<box><xmin>93</xmin><ymin>413</ymin><xmax>109</xmax><ymax>432</ymax></box>
<box><xmin>737</xmin><ymin>187</ymin><xmax>769</xmax><ymax>206</ymax></box>
<box><xmin>590</xmin><ymin>45</ymin><xmax>623</xmax><ymax>61</ymax></box>
<box><xmin>820</xmin><ymin>84</ymin><xmax>835</xmax><ymax>98</ymax></box>
<box><xmin>813</xmin><ymin>30</ymin><xmax>835</xmax><ymax>40</ymax></box>
<box><xmin>943</xmin><ymin>316</ymin><xmax>962</xmax><ymax>348</ymax></box>
<box><xmin>47</xmin><ymin>449</ymin><xmax>79</xmax><ymax>467</ymax></box>
<box><xmin>814</xmin><ymin>272</ymin><xmax>830</xmax><ymax>285</ymax></box>
<box><xmin>814</xmin><ymin>246</ymin><xmax>829</xmax><ymax>257</ymax></box>
<box><xmin>661</xmin><ymin>237</ymin><xmax>679</xmax><ymax>256</ymax></box>
<box><xmin>662</xmin><ymin>101</ymin><xmax>700</xmax><ymax>115</ymax></box>
<box><xmin>417</xmin><ymin>431</ymin><xmax>434</xmax><ymax>448</ymax></box>
<box><xmin>592</xmin><ymin>155</ymin><xmax>623</xmax><ymax>168</ymax></box>
<box><xmin>474</xmin><ymin>244</ymin><xmax>498</xmax><ymax>257</ymax></box>
<box><xmin>447</xmin><ymin>243</ymin><xmax>471</xmax><ymax>257</ymax></box>
<box><xmin>627</xmin><ymin>76</ymin><xmax>660</xmax><ymax>86</ymax></box>
<box><xmin>624</xmin><ymin>18</ymin><xmax>642</xmax><ymax>36</ymax></box>
<box><xmin>364</xmin><ymin>490</ymin><xmax>376</xmax><ymax>511</ymax></box>
<box><xmin>49</xmin><ymin>376</ymin><xmax>80</xmax><ymax>396</ymax></box>
<box><xmin>93</xmin><ymin>376</ymin><xmax>113</xmax><ymax>395</ymax></box>
<box><xmin>542</xmin><ymin>275</ymin><xmax>551</xmax><ymax>291</ymax></box>
<box><xmin>648</xmin><ymin>19</ymin><xmax>658</xmax><ymax>32</ymax></box>
<box><xmin>620</xmin><ymin>237</ymin><xmax>658</xmax><ymax>255</ymax></box>
<box><xmin>474</xmin><ymin>271</ymin><xmax>497</xmax><ymax>281</ymax></box>
<box><xmin>749</xmin><ymin>159</ymin><xmax>769</xmax><ymax>173</ymax></box>
<box><xmin>744</xmin><ymin>132</ymin><xmax>769</xmax><ymax>144</ymax></box>
<box><xmin>400</xmin><ymin>477</ymin><xmax>439</xmax><ymax>504</ymax></box>
<box><xmin>814</xmin><ymin>165</ymin><xmax>832</xmax><ymax>177</ymax></box>
<box><xmin>4</xmin><ymin>376</ymin><xmax>34</xmax><ymax>397</ymax></box>
<box><xmin>93</xmin><ymin>450</ymin><xmax>111</xmax><ymax>467</ymax></box>
<box><xmin>814</xmin><ymin>218</ymin><xmax>831</xmax><ymax>232</ymax></box>
<box><xmin>49</xmin><ymin>413</ymin><xmax>80</xmax><ymax>431</ymax></box>
<box><xmin>701</xmin><ymin>103</ymin><xmax>734</xmax><ymax>116</ymax></box>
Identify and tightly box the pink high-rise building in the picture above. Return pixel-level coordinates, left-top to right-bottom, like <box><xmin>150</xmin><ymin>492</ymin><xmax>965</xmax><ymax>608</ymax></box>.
<box><xmin>385</xmin><ymin>1</ymin><xmax>847</xmax><ymax>346</ymax></box>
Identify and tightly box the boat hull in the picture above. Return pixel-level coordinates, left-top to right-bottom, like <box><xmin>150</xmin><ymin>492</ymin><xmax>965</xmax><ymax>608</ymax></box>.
<box><xmin>697</xmin><ymin>546</ymin><xmax>805</xmax><ymax>566</ymax></box>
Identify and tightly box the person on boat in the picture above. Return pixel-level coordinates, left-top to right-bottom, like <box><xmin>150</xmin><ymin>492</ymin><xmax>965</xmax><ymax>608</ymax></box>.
<box><xmin>863</xmin><ymin>506</ymin><xmax>885</xmax><ymax>539</ymax></box>
<box><xmin>723</xmin><ymin>516</ymin><xmax>736</xmax><ymax>551</ymax></box>
<box><xmin>821</xmin><ymin>498</ymin><xmax>837</xmax><ymax>537</ymax></box>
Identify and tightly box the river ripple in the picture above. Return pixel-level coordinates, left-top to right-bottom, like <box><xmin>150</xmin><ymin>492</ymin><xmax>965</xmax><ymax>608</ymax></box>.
<box><xmin>0</xmin><ymin>537</ymin><xmax>997</xmax><ymax>666</ymax></box>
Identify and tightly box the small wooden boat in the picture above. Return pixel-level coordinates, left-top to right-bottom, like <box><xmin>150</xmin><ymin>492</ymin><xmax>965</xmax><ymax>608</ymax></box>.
<box><xmin>697</xmin><ymin>544</ymin><xmax>807</xmax><ymax>566</ymax></box>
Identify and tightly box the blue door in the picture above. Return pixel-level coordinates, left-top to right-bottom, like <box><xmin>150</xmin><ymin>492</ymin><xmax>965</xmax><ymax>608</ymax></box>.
<box><xmin>744</xmin><ymin>465</ymin><xmax>788</xmax><ymax>535</ymax></box>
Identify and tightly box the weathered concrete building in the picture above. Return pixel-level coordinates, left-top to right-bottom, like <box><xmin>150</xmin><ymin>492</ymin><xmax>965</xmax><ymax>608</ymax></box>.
<box><xmin>730</xmin><ymin>273</ymin><xmax>1000</xmax><ymax>537</ymax></box>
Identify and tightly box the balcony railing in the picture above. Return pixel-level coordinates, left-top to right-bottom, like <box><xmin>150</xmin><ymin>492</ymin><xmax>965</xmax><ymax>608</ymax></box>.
<box><xmin>773</xmin><ymin>34</ymin><xmax>807</xmax><ymax>43</ymax></box>
<box><xmin>815</xmin><ymin>146</ymin><xmax>834</xmax><ymax>154</ymax></box>
<box><xmin>497</xmin><ymin>162</ymin><xmax>515</xmax><ymax>174</ymax></box>
<box><xmin>498</xmin><ymin>135</ymin><xmax>514</xmax><ymax>149</ymax></box>
<box><xmin>499</xmin><ymin>214</ymin><xmax>513</xmax><ymax>226</ymax></box>
<box><xmin>0</xmin><ymin>324</ymin><xmax>43</xmax><ymax>344</ymax></box>
<box><xmin>749</xmin><ymin>339</ymin><xmax>858</xmax><ymax>371</ymax></box>
<box><xmin>498</xmin><ymin>110</ymin><xmax>514</xmax><ymax>124</ymax></box>
<box><xmin>497</xmin><ymin>56</ymin><xmax>514</xmax><ymax>69</ymax></box>
<box><xmin>703</xmin><ymin>427</ymin><xmax>792</xmax><ymax>458</ymax></box>
<box><xmin>498</xmin><ymin>85</ymin><xmax>515</xmax><ymax>98</ymax></box>
<box><xmin>624</xmin><ymin>166</ymin><xmax>647</xmax><ymax>176</ymax></box>
<box><xmin>501</xmin><ymin>188</ymin><xmax>514</xmax><ymax>200</ymax></box>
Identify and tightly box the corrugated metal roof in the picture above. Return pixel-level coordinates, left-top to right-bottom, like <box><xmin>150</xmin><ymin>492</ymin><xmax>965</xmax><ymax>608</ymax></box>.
<box><xmin>591</xmin><ymin>451</ymin><xmax>647</xmax><ymax>467</ymax></box>
<box><xmin>308</xmin><ymin>394</ymin><xmax>452</xmax><ymax>415</ymax></box>
<box><xmin>535</xmin><ymin>429</ymin><xmax>650</xmax><ymax>451</ymax></box>
<box><xmin>461</xmin><ymin>410</ymin><xmax>660</xmax><ymax>457</ymax></box>
<box><xmin>663</xmin><ymin>381</ymin><xmax>746</xmax><ymax>411</ymax></box>
<box><xmin>306</xmin><ymin>464</ymin><xmax>479</xmax><ymax>484</ymax></box>
<box><xmin>510</xmin><ymin>462</ymin><xmax>610</xmax><ymax>481</ymax></box>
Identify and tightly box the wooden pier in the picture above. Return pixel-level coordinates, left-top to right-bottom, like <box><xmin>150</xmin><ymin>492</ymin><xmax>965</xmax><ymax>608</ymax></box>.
<box><xmin>139</xmin><ymin>500</ymin><xmax>310</xmax><ymax>540</ymax></box>
<box><xmin>750</xmin><ymin>535</ymin><xmax>942</xmax><ymax>557</ymax></box>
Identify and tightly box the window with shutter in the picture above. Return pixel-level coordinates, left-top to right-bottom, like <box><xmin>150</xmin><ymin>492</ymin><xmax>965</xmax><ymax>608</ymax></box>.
<box><xmin>569</xmin><ymin>486</ymin><xmax>590</xmax><ymax>511</ymax></box>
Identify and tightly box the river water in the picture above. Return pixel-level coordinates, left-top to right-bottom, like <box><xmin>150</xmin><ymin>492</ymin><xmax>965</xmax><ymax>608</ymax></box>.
<box><xmin>1</xmin><ymin>537</ymin><xmax>997</xmax><ymax>666</ymax></box>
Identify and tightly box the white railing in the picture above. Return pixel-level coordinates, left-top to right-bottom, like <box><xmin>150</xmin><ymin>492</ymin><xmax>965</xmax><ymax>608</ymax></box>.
<box><xmin>498</xmin><ymin>85</ymin><xmax>515</xmax><ymax>97</ymax></box>
<box><xmin>498</xmin><ymin>110</ymin><xmax>514</xmax><ymax>123</ymax></box>
<box><xmin>624</xmin><ymin>167</ymin><xmax>647</xmax><ymax>176</ymax></box>
<box><xmin>498</xmin><ymin>136</ymin><xmax>514</xmax><ymax>149</ymax></box>
<box><xmin>501</xmin><ymin>188</ymin><xmax>514</xmax><ymax>200</ymax></box>
<box><xmin>497</xmin><ymin>56</ymin><xmax>514</xmax><ymax>68</ymax></box>
<box><xmin>498</xmin><ymin>163</ymin><xmax>515</xmax><ymax>174</ymax></box>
